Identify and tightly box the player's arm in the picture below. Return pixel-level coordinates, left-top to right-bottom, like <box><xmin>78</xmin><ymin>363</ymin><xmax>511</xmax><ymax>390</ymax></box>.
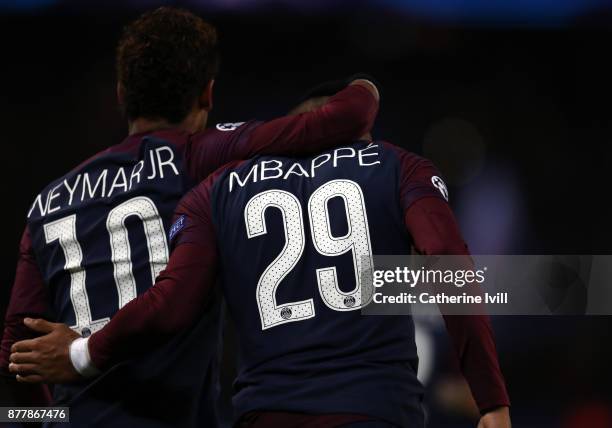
<box><xmin>1</xmin><ymin>228</ymin><xmax>52</xmax><ymax>403</ymax></box>
<box><xmin>188</xmin><ymin>78</ymin><xmax>379</xmax><ymax>182</ymax></box>
<box><xmin>244</xmin><ymin>79</ymin><xmax>379</xmax><ymax>156</ymax></box>
<box><xmin>393</xmin><ymin>147</ymin><xmax>510</xmax><ymax>424</ymax></box>
<box><xmin>406</xmin><ymin>198</ymin><xmax>511</xmax><ymax>413</ymax></box>
<box><xmin>9</xmin><ymin>175</ymin><xmax>222</xmax><ymax>383</ymax></box>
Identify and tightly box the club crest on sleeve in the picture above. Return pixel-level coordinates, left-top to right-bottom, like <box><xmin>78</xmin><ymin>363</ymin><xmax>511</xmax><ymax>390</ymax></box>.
<box><xmin>169</xmin><ymin>215</ymin><xmax>187</xmax><ymax>241</ymax></box>
<box><xmin>216</xmin><ymin>122</ymin><xmax>245</xmax><ymax>132</ymax></box>
<box><xmin>431</xmin><ymin>176</ymin><xmax>449</xmax><ymax>201</ymax></box>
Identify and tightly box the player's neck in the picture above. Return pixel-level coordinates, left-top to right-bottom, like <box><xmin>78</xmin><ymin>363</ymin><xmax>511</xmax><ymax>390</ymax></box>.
<box><xmin>128</xmin><ymin>112</ymin><xmax>207</xmax><ymax>136</ymax></box>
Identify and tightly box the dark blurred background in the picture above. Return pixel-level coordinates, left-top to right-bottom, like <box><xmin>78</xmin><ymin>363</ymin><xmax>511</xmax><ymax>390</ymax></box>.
<box><xmin>1</xmin><ymin>0</ymin><xmax>611</xmax><ymax>427</ymax></box>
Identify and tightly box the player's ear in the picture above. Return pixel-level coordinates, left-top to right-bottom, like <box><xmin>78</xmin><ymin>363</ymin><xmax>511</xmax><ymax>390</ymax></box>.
<box><xmin>199</xmin><ymin>79</ymin><xmax>214</xmax><ymax>112</ymax></box>
<box><xmin>117</xmin><ymin>82</ymin><xmax>125</xmax><ymax>107</ymax></box>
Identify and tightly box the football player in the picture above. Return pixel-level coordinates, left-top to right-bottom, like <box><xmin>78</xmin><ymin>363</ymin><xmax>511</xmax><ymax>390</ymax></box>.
<box><xmin>11</xmin><ymin>83</ymin><xmax>510</xmax><ymax>427</ymax></box>
<box><xmin>1</xmin><ymin>7</ymin><xmax>379</xmax><ymax>427</ymax></box>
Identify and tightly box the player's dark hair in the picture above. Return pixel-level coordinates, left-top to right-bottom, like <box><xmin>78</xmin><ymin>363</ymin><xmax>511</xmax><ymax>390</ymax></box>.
<box><xmin>288</xmin><ymin>79</ymin><xmax>345</xmax><ymax>115</ymax></box>
<box><xmin>297</xmin><ymin>73</ymin><xmax>380</xmax><ymax>105</ymax></box>
<box><xmin>116</xmin><ymin>7</ymin><xmax>219</xmax><ymax>123</ymax></box>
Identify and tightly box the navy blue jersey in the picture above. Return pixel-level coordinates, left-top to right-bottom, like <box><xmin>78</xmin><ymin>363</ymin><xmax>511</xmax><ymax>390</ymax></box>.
<box><xmin>170</xmin><ymin>140</ymin><xmax>449</xmax><ymax>427</ymax></box>
<box><xmin>25</xmin><ymin>124</ymin><xmax>266</xmax><ymax>326</ymax></box>
<box><xmin>2</xmin><ymin>83</ymin><xmax>382</xmax><ymax>425</ymax></box>
<box><xmin>7</xmin><ymin>120</ymin><xmax>342</xmax><ymax>427</ymax></box>
<box><xmin>28</xmin><ymin>137</ymin><xmax>184</xmax><ymax>333</ymax></box>
<box><xmin>23</xmin><ymin>125</ymin><xmax>263</xmax><ymax>426</ymax></box>
<box><xmin>2</xmin><ymin>84</ymin><xmax>382</xmax><ymax>427</ymax></box>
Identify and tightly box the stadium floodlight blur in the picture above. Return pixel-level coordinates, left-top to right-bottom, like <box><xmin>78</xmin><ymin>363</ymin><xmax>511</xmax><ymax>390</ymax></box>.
<box><xmin>2</xmin><ymin>0</ymin><xmax>611</xmax><ymax>25</ymax></box>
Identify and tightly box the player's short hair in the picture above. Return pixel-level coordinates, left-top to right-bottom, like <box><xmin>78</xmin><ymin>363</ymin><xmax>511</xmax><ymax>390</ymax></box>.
<box><xmin>288</xmin><ymin>79</ymin><xmax>344</xmax><ymax>115</ymax></box>
<box><xmin>288</xmin><ymin>96</ymin><xmax>328</xmax><ymax>116</ymax></box>
<box><xmin>117</xmin><ymin>7</ymin><xmax>219</xmax><ymax>123</ymax></box>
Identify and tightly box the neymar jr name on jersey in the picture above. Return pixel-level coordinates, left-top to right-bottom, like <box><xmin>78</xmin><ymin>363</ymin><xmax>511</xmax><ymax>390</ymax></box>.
<box><xmin>28</xmin><ymin>145</ymin><xmax>179</xmax><ymax>219</ymax></box>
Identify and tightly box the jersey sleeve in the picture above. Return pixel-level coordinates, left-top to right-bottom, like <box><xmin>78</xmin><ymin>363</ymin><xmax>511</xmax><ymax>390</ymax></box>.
<box><xmin>388</xmin><ymin>145</ymin><xmax>450</xmax><ymax>214</ymax></box>
<box><xmin>87</xmin><ymin>173</ymin><xmax>223</xmax><ymax>370</ymax></box>
<box><xmin>395</xmin><ymin>149</ymin><xmax>510</xmax><ymax>413</ymax></box>
<box><xmin>186</xmin><ymin>83</ymin><xmax>378</xmax><ymax>183</ymax></box>
<box><xmin>1</xmin><ymin>228</ymin><xmax>52</xmax><ymax>404</ymax></box>
<box><xmin>406</xmin><ymin>198</ymin><xmax>510</xmax><ymax>413</ymax></box>
<box><xmin>1</xmin><ymin>228</ymin><xmax>51</xmax><ymax>370</ymax></box>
